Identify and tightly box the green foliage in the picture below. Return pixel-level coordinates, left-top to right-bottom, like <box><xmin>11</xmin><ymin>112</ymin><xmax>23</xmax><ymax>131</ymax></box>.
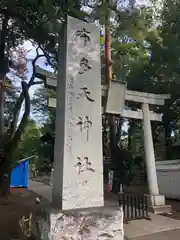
<box><xmin>12</xmin><ymin>119</ymin><xmax>41</xmax><ymax>164</ymax></box>
<box><xmin>31</xmin><ymin>2</ymin><xmax>161</xmax><ymax>162</ymax></box>
<box><xmin>32</xmin><ymin>86</ymin><xmax>56</xmax><ymax>123</ymax></box>
<box><xmin>31</xmin><ymin>87</ymin><xmax>56</xmax><ymax>170</ymax></box>
<box><xmin>0</xmin><ymin>0</ymin><xmax>89</xmax><ymax>71</ymax></box>
<box><xmin>10</xmin><ymin>0</ymin><xmax>180</xmax><ymax>166</ymax></box>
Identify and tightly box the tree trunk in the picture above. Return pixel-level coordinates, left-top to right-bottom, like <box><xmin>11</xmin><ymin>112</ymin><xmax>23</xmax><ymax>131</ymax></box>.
<box><xmin>116</xmin><ymin>117</ymin><xmax>123</xmax><ymax>146</ymax></box>
<box><xmin>0</xmin><ymin>131</ymin><xmax>12</xmax><ymax>197</ymax></box>
<box><xmin>0</xmin><ymin>157</ymin><xmax>11</xmax><ymax>197</ymax></box>
<box><xmin>162</xmin><ymin>102</ymin><xmax>172</xmax><ymax>160</ymax></box>
<box><xmin>0</xmin><ymin>15</ymin><xmax>32</xmax><ymax>196</ymax></box>
<box><xmin>164</xmin><ymin>117</ymin><xmax>172</xmax><ymax>159</ymax></box>
<box><xmin>0</xmin><ymin>16</ymin><xmax>8</xmax><ymax>136</ymax></box>
<box><xmin>0</xmin><ymin>82</ymin><xmax>30</xmax><ymax>196</ymax></box>
<box><xmin>109</xmin><ymin>115</ymin><xmax>117</xmax><ymax>150</ymax></box>
<box><xmin>9</xmin><ymin>53</ymin><xmax>43</xmax><ymax>138</ymax></box>
<box><xmin>128</xmin><ymin>120</ymin><xmax>135</xmax><ymax>151</ymax></box>
<box><xmin>0</xmin><ymin>16</ymin><xmax>9</xmax><ymax>196</ymax></box>
<box><xmin>0</xmin><ymin>88</ymin><xmax>4</xmax><ymax>135</ymax></box>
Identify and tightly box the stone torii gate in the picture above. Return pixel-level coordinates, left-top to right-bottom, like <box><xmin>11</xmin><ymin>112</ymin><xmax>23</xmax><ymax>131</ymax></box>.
<box><xmin>36</xmin><ymin>64</ymin><xmax>171</xmax><ymax>213</ymax></box>
<box><xmin>35</xmin><ymin>17</ymin><xmax>171</xmax><ymax>214</ymax></box>
<box><xmin>106</xmin><ymin>83</ymin><xmax>171</xmax><ymax>213</ymax></box>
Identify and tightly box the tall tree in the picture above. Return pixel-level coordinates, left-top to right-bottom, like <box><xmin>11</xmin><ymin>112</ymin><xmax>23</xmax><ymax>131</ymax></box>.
<box><xmin>12</xmin><ymin>119</ymin><xmax>41</xmax><ymax>163</ymax></box>
<box><xmin>0</xmin><ymin>0</ymin><xmax>90</xmax><ymax>195</ymax></box>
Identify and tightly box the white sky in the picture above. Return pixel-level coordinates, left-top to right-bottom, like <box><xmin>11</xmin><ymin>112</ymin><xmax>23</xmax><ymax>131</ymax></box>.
<box><xmin>23</xmin><ymin>40</ymin><xmax>54</xmax><ymax>97</ymax></box>
<box><xmin>15</xmin><ymin>40</ymin><xmax>54</xmax><ymax>123</ymax></box>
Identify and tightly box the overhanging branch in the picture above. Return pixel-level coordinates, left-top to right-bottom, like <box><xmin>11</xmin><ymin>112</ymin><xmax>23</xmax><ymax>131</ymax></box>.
<box><xmin>9</xmin><ymin>51</ymin><xmax>45</xmax><ymax>138</ymax></box>
<box><xmin>10</xmin><ymin>81</ymin><xmax>30</xmax><ymax>151</ymax></box>
<box><xmin>1</xmin><ymin>81</ymin><xmax>30</xmax><ymax>173</ymax></box>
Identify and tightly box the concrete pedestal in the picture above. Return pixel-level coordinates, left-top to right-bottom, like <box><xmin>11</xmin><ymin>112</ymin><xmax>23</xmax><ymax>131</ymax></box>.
<box><xmin>32</xmin><ymin>204</ymin><xmax>124</xmax><ymax>240</ymax></box>
<box><xmin>145</xmin><ymin>194</ymin><xmax>172</xmax><ymax>214</ymax></box>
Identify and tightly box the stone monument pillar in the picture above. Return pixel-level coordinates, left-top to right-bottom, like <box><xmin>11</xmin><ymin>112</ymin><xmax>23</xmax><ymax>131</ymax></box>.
<box><xmin>52</xmin><ymin>16</ymin><xmax>104</xmax><ymax>210</ymax></box>
<box><xmin>32</xmin><ymin>16</ymin><xmax>124</xmax><ymax>240</ymax></box>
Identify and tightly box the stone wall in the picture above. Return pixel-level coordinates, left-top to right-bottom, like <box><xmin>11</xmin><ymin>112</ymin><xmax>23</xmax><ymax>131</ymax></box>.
<box><xmin>156</xmin><ymin>160</ymin><xmax>180</xmax><ymax>200</ymax></box>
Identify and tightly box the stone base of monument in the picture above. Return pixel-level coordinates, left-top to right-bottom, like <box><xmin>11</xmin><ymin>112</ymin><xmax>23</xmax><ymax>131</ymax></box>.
<box><xmin>145</xmin><ymin>194</ymin><xmax>172</xmax><ymax>214</ymax></box>
<box><xmin>32</xmin><ymin>204</ymin><xmax>124</xmax><ymax>240</ymax></box>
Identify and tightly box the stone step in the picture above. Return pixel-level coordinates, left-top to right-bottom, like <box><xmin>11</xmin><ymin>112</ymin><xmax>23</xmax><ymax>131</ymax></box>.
<box><xmin>147</xmin><ymin>205</ymin><xmax>172</xmax><ymax>214</ymax></box>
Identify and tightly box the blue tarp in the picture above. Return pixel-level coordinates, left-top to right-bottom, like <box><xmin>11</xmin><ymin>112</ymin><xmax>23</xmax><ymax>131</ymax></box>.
<box><xmin>10</xmin><ymin>159</ymin><xmax>29</xmax><ymax>188</ymax></box>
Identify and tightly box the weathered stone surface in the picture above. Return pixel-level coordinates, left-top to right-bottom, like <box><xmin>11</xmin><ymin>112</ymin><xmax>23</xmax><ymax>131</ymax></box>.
<box><xmin>53</xmin><ymin>16</ymin><xmax>104</xmax><ymax>210</ymax></box>
<box><xmin>32</xmin><ymin>205</ymin><xmax>124</xmax><ymax>240</ymax></box>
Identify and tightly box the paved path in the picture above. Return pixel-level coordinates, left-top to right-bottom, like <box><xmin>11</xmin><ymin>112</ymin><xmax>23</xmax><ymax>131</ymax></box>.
<box><xmin>28</xmin><ymin>179</ymin><xmax>120</xmax><ymax>207</ymax></box>
<box><xmin>124</xmin><ymin>212</ymin><xmax>180</xmax><ymax>239</ymax></box>
<box><xmin>29</xmin><ymin>180</ymin><xmax>180</xmax><ymax>239</ymax></box>
<box><xmin>132</xmin><ymin>229</ymin><xmax>180</xmax><ymax>240</ymax></box>
<box><xmin>29</xmin><ymin>179</ymin><xmax>52</xmax><ymax>201</ymax></box>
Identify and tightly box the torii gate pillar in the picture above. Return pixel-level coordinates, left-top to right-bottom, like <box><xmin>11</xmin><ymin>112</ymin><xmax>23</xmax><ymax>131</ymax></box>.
<box><xmin>142</xmin><ymin>102</ymin><xmax>159</xmax><ymax>195</ymax></box>
<box><xmin>106</xmin><ymin>83</ymin><xmax>172</xmax><ymax>214</ymax></box>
